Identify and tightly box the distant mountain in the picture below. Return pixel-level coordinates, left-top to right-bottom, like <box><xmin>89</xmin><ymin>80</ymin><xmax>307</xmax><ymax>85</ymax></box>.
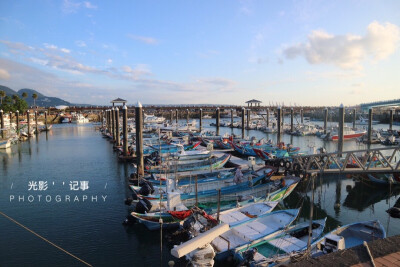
<box><xmin>0</xmin><ymin>85</ymin><xmax>88</xmax><ymax>107</ymax></box>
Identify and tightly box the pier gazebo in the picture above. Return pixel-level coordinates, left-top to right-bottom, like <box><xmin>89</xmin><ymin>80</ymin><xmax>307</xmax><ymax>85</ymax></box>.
<box><xmin>111</xmin><ymin>98</ymin><xmax>127</xmax><ymax>107</ymax></box>
<box><xmin>246</xmin><ymin>99</ymin><xmax>262</xmax><ymax>107</ymax></box>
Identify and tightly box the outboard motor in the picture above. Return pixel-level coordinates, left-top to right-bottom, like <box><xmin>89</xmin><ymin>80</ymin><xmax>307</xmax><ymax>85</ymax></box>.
<box><xmin>135</xmin><ymin>198</ymin><xmax>152</xmax><ymax>214</ymax></box>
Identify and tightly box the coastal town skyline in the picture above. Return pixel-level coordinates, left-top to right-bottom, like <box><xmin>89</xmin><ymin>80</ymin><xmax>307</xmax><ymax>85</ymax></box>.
<box><xmin>0</xmin><ymin>1</ymin><xmax>399</xmax><ymax>106</ymax></box>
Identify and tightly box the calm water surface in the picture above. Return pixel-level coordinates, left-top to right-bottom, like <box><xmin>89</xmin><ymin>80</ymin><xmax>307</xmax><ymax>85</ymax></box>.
<box><xmin>0</xmin><ymin>120</ymin><xmax>399</xmax><ymax>266</ymax></box>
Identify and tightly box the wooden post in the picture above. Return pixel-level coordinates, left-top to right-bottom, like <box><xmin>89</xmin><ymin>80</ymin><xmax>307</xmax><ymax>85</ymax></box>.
<box><xmin>367</xmin><ymin>108</ymin><xmax>373</xmax><ymax>144</ymax></box>
<box><xmin>338</xmin><ymin>104</ymin><xmax>344</xmax><ymax>156</ymax></box>
<box><xmin>247</xmin><ymin>109</ymin><xmax>250</xmax><ymax>129</ymax></box>
<box><xmin>186</xmin><ymin>109</ymin><xmax>189</xmax><ymax>125</ymax></box>
<box><xmin>216</xmin><ymin>108</ymin><xmax>220</xmax><ymax>136</ymax></box>
<box><xmin>122</xmin><ymin>105</ymin><xmax>128</xmax><ymax>156</ymax></box>
<box><xmin>175</xmin><ymin>109</ymin><xmax>178</xmax><ymax>124</ymax></box>
<box><xmin>0</xmin><ymin>110</ymin><xmax>4</xmax><ymax>138</ymax></box>
<box><xmin>16</xmin><ymin>110</ymin><xmax>19</xmax><ymax>136</ymax></box>
<box><xmin>353</xmin><ymin>109</ymin><xmax>356</xmax><ymax>129</ymax></box>
<box><xmin>35</xmin><ymin>111</ymin><xmax>38</xmax><ymax>134</ymax></box>
<box><xmin>323</xmin><ymin>108</ymin><xmax>328</xmax><ymax>134</ymax></box>
<box><xmin>107</xmin><ymin>110</ymin><xmax>111</xmax><ymax>133</ymax></box>
<box><xmin>135</xmin><ymin>102</ymin><xmax>144</xmax><ymax>176</ymax></box>
<box><xmin>199</xmin><ymin>108</ymin><xmax>203</xmax><ymax>130</ymax></box>
<box><xmin>231</xmin><ymin>109</ymin><xmax>234</xmax><ymax>128</ymax></box>
<box><xmin>27</xmin><ymin>110</ymin><xmax>31</xmax><ymax>137</ymax></box>
<box><xmin>300</xmin><ymin>109</ymin><xmax>303</xmax><ymax>124</ymax></box>
<box><xmin>266</xmin><ymin>108</ymin><xmax>269</xmax><ymax>128</ymax></box>
<box><xmin>9</xmin><ymin>112</ymin><xmax>12</xmax><ymax>130</ymax></box>
<box><xmin>115</xmin><ymin>107</ymin><xmax>120</xmax><ymax>146</ymax></box>
<box><xmin>307</xmin><ymin>174</ymin><xmax>315</xmax><ymax>249</ymax></box>
<box><xmin>241</xmin><ymin>107</ymin><xmax>245</xmax><ymax>139</ymax></box>
<box><xmin>290</xmin><ymin>108</ymin><xmax>294</xmax><ymax>133</ymax></box>
<box><xmin>101</xmin><ymin>111</ymin><xmax>104</xmax><ymax>128</ymax></box>
<box><xmin>111</xmin><ymin>108</ymin><xmax>115</xmax><ymax>142</ymax></box>
<box><xmin>277</xmin><ymin>107</ymin><xmax>281</xmax><ymax>144</ymax></box>
<box><xmin>389</xmin><ymin>109</ymin><xmax>393</xmax><ymax>130</ymax></box>
<box><xmin>170</xmin><ymin>110</ymin><xmax>173</xmax><ymax>123</ymax></box>
<box><xmin>45</xmin><ymin>111</ymin><xmax>48</xmax><ymax>130</ymax></box>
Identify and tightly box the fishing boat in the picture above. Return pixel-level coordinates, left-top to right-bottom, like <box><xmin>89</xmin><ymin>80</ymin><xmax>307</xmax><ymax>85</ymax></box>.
<box><xmin>234</xmin><ymin>218</ymin><xmax>327</xmax><ymax>266</ymax></box>
<box><xmin>0</xmin><ymin>138</ymin><xmax>12</xmax><ymax>149</ymax></box>
<box><xmin>210</xmin><ymin>209</ymin><xmax>300</xmax><ymax>260</ymax></box>
<box><xmin>325</xmin><ymin>126</ymin><xmax>366</xmax><ymax>141</ymax></box>
<box><xmin>144</xmin><ymin>114</ymin><xmax>166</xmax><ymax>124</ymax></box>
<box><xmin>311</xmin><ymin>220</ymin><xmax>386</xmax><ymax>258</ymax></box>
<box><xmin>71</xmin><ymin>114</ymin><xmax>90</xmax><ymax>124</ymax></box>
<box><xmin>366</xmin><ymin>173</ymin><xmax>400</xmax><ymax>185</ymax></box>
<box><xmin>144</xmin><ymin>153</ymin><xmax>231</xmax><ymax>173</ymax></box>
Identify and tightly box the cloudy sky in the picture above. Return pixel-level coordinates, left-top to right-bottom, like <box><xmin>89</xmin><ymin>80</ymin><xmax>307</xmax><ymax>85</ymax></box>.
<box><xmin>0</xmin><ymin>1</ymin><xmax>399</xmax><ymax>106</ymax></box>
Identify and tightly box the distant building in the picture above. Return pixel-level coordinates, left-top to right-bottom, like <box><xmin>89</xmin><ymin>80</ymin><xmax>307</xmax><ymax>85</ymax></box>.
<box><xmin>245</xmin><ymin>99</ymin><xmax>262</xmax><ymax>107</ymax></box>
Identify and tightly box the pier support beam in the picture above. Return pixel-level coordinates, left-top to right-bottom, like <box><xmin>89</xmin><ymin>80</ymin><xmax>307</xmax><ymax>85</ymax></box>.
<box><xmin>111</xmin><ymin>108</ymin><xmax>115</xmax><ymax>142</ymax></box>
<box><xmin>115</xmin><ymin>107</ymin><xmax>120</xmax><ymax>147</ymax></box>
<box><xmin>175</xmin><ymin>109</ymin><xmax>178</xmax><ymax>124</ymax></box>
<box><xmin>323</xmin><ymin>108</ymin><xmax>328</xmax><ymax>134</ymax></box>
<box><xmin>353</xmin><ymin>109</ymin><xmax>356</xmax><ymax>129</ymax></box>
<box><xmin>135</xmin><ymin>102</ymin><xmax>144</xmax><ymax>177</ymax></box>
<box><xmin>45</xmin><ymin>111</ymin><xmax>48</xmax><ymax>130</ymax></box>
<box><xmin>16</xmin><ymin>110</ymin><xmax>19</xmax><ymax>136</ymax></box>
<box><xmin>389</xmin><ymin>109</ymin><xmax>393</xmax><ymax>130</ymax></box>
<box><xmin>300</xmin><ymin>109</ymin><xmax>303</xmax><ymax>124</ymax></box>
<box><xmin>290</xmin><ymin>108</ymin><xmax>294</xmax><ymax>133</ymax></box>
<box><xmin>199</xmin><ymin>109</ymin><xmax>203</xmax><ymax>131</ymax></box>
<box><xmin>367</xmin><ymin>108</ymin><xmax>373</xmax><ymax>144</ymax></box>
<box><xmin>266</xmin><ymin>108</ymin><xmax>269</xmax><ymax>128</ymax></box>
<box><xmin>170</xmin><ymin>110</ymin><xmax>173</xmax><ymax>123</ymax></box>
<box><xmin>186</xmin><ymin>109</ymin><xmax>189</xmax><ymax>125</ymax></box>
<box><xmin>27</xmin><ymin>110</ymin><xmax>31</xmax><ymax>137</ymax></box>
<box><xmin>338</xmin><ymin>104</ymin><xmax>344</xmax><ymax>156</ymax></box>
<box><xmin>0</xmin><ymin>110</ymin><xmax>4</xmax><ymax>138</ymax></box>
<box><xmin>35</xmin><ymin>111</ymin><xmax>38</xmax><ymax>134</ymax></box>
<box><xmin>231</xmin><ymin>109</ymin><xmax>234</xmax><ymax>128</ymax></box>
<box><xmin>241</xmin><ymin>107</ymin><xmax>245</xmax><ymax>139</ymax></box>
<box><xmin>9</xmin><ymin>112</ymin><xmax>12</xmax><ymax>130</ymax></box>
<box><xmin>122</xmin><ymin>105</ymin><xmax>128</xmax><ymax>156</ymax></box>
<box><xmin>247</xmin><ymin>109</ymin><xmax>250</xmax><ymax>129</ymax></box>
<box><xmin>277</xmin><ymin>107</ymin><xmax>281</xmax><ymax>144</ymax></box>
<box><xmin>216</xmin><ymin>108</ymin><xmax>220</xmax><ymax>136</ymax></box>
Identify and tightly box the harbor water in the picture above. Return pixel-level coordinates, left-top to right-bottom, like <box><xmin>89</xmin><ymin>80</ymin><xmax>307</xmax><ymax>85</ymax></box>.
<box><xmin>0</xmin><ymin>121</ymin><xmax>399</xmax><ymax>266</ymax></box>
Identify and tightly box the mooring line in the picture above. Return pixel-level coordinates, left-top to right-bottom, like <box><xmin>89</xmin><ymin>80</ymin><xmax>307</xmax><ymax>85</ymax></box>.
<box><xmin>0</xmin><ymin>211</ymin><xmax>92</xmax><ymax>267</ymax></box>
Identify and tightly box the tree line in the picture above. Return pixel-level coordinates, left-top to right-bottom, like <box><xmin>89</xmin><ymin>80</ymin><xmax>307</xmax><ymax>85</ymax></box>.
<box><xmin>0</xmin><ymin>90</ymin><xmax>38</xmax><ymax>113</ymax></box>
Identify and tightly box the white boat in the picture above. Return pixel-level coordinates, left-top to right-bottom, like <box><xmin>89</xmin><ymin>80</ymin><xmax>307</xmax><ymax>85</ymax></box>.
<box><xmin>72</xmin><ymin>114</ymin><xmax>90</xmax><ymax>124</ymax></box>
<box><xmin>203</xmin><ymin>114</ymin><xmax>212</xmax><ymax>119</ymax></box>
<box><xmin>324</xmin><ymin>126</ymin><xmax>366</xmax><ymax>141</ymax></box>
<box><xmin>144</xmin><ymin>114</ymin><xmax>165</xmax><ymax>124</ymax></box>
<box><xmin>355</xmin><ymin>116</ymin><xmax>379</xmax><ymax>125</ymax></box>
<box><xmin>210</xmin><ymin>209</ymin><xmax>300</xmax><ymax>259</ymax></box>
<box><xmin>0</xmin><ymin>138</ymin><xmax>12</xmax><ymax>149</ymax></box>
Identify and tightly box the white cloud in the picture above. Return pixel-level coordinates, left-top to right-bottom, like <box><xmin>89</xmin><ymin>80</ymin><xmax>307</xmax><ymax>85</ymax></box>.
<box><xmin>283</xmin><ymin>21</ymin><xmax>400</xmax><ymax>69</ymax></box>
<box><xmin>127</xmin><ymin>34</ymin><xmax>159</xmax><ymax>45</ymax></box>
<box><xmin>83</xmin><ymin>1</ymin><xmax>97</xmax><ymax>9</ymax></box>
<box><xmin>75</xmin><ymin>40</ymin><xmax>87</xmax><ymax>47</ymax></box>
<box><xmin>107</xmin><ymin>59</ymin><xmax>112</xmax><ymax>64</ymax></box>
<box><xmin>60</xmin><ymin>48</ymin><xmax>71</xmax><ymax>53</ymax></box>
<box><xmin>0</xmin><ymin>68</ymin><xmax>10</xmax><ymax>80</ymax></box>
<box><xmin>121</xmin><ymin>64</ymin><xmax>151</xmax><ymax>80</ymax></box>
<box><xmin>43</xmin><ymin>43</ymin><xmax>58</xmax><ymax>50</ymax></box>
<box><xmin>62</xmin><ymin>0</ymin><xmax>97</xmax><ymax>13</ymax></box>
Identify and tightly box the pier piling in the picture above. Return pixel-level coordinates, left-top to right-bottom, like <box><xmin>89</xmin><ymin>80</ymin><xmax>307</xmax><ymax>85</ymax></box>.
<box><xmin>199</xmin><ymin>109</ymin><xmax>203</xmax><ymax>130</ymax></box>
<box><xmin>0</xmin><ymin>110</ymin><xmax>4</xmax><ymax>138</ymax></box>
<box><xmin>290</xmin><ymin>108</ymin><xmax>294</xmax><ymax>133</ymax></box>
<box><xmin>35</xmin><ymin>111</ymin><xmax>38</xmax><ymax>134</ymax></box>
<box><xmin>175</xmin><ymin>109</ymin><xmax>178</xmax><ymax>124</ymax></box>
<box><xmin>9</xmin><ymin>111</ymin><xmax>12</xmax><ymax>130</ymax></box>
<box><xmin>247</xmin><ymin>109</ymin><xmax>250</xmax><ymax>129</ymax></box>
<box><xmin>368</xmin><ymin>108</ymin><xmax>373</xmax><ymax>144</ymax></box>
<box><xmin>45</xmin><ymin>111</ymin><xmax>48</xmax><ymax>130</ymax></box>
<box><xmin>231</xmin><ymin>109</ymin><xmax>234</xmax><ymax>128</ymax></box>
<box><xmin>241</xmin><ymin>107</ymin><xmax>245</xmax><ymax>138</ymax></box>
<box><xmin>216</xmin><ymin>108</ymin><xmax>220</xmax><ymax>136</ymax></box>
<box><xmin>277</xmin><ymin>107</ymin><xmax>281</xmax><ymax>144</ymax></box>
<box><xmin>353</xmin><ymin>109</ymin><xmax>356</xmax><ymax>129</ymax></box>
<box><xmin>16</xmin><ymin>110</ymin><xmax>19</xmax><ymax>136</ymax></box>
<box><xmin>323</xmin><ymin>108</ymin><xmax>328</xmax><ymax>134</ymax></box>
<box><xmin>338</xmin><ymin>104</ymin><xmax>344</xmax><ymax>156</ymax></box>
<box><xmin>266</xmin><ymin>108</ymin><xmax>269</xmax><ymax>128</ymax></box>
<box><xmin>170</xmin><ymin>110</ymin><xmax>173</xmax><ymax>123</ymax></box>
<box><xmin>115</xmin><ymin>107</ymin><xmax>120</xmax><ymax>147</ymax></box>
<box><xmin>111</xmin><ymin>108</ymin><xmax>115</xmax><ymax>142</ymax></box>
<box><xmin>300</xmin><ymin>109</ymin><xmax>303</xmax><ymax>124</ymax></box>
<box><xmin>122</xmin><ymin>105</ymin><xmax>128</xmax><ymax>156</ymax></box>
<box><xmin>135</xmin><ymin>102</ymin><xmax>144</xmax><ymax>177</ymax></box>
<box><xmin>27</xmin><ymin>110</ymin><xmax>31</xmax><ymax>137</ymax></box>
<box><xmin>186</xmin><ymin>109</ymin><xmax>189</xmax><ymax>125</ymax></box>
<box><xmin>389</xmin><ymin>109</ymin><xmax>393</xmax><ymax>130</ymax></box>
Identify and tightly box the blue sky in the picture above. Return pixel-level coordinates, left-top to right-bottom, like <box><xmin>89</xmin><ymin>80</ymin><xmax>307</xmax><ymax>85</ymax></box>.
<box><xmin>0</xmin><ymin>0</ymin><xmax>399</xmax><ymax>106</ymax></box>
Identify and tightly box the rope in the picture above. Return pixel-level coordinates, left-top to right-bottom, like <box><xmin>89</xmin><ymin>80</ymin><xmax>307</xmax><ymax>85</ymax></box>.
<box><xmin>0</xmin><ymin>211</ymin><xmax>92</xmax><ymax>267</ymax></box>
